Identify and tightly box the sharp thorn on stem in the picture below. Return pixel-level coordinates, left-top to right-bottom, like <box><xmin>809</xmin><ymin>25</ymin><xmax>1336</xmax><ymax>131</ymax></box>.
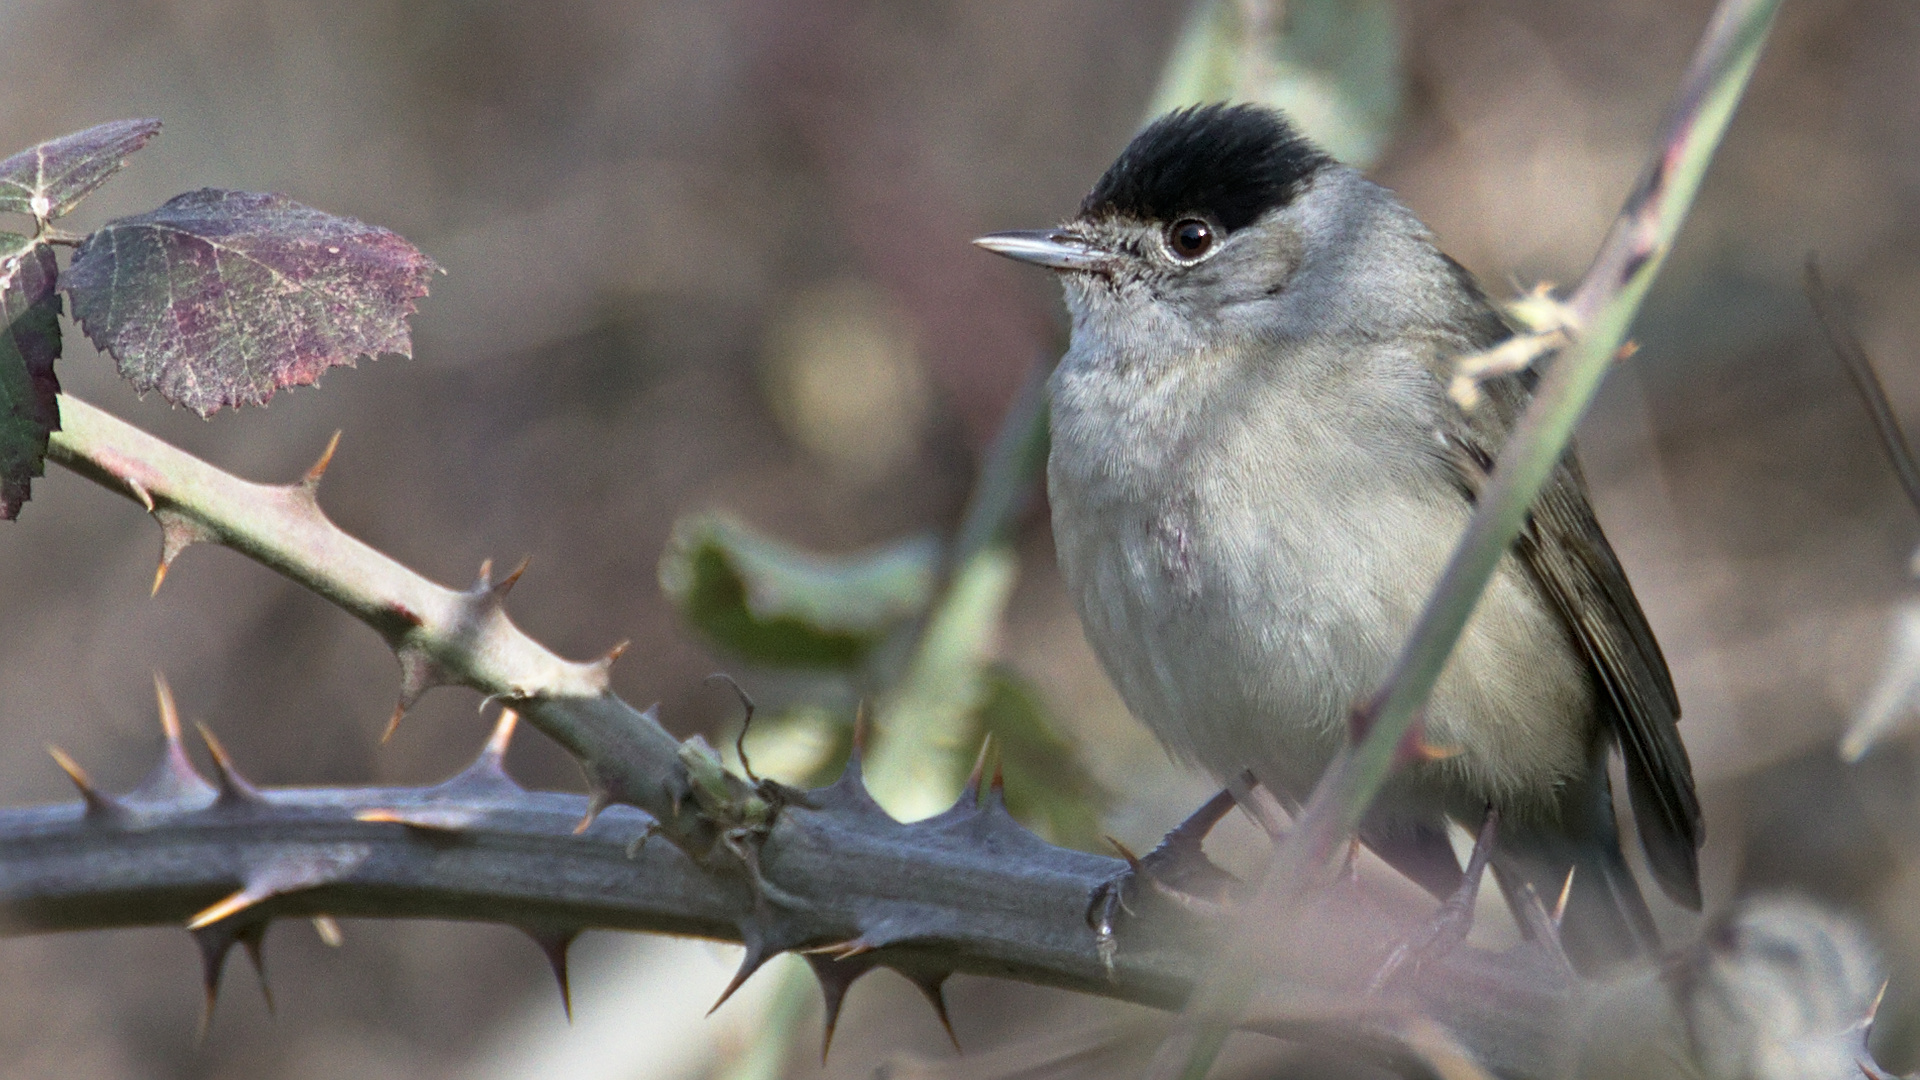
<box><xmin>961</xmin><ymin>733</ymin><xmax>994</xmax><ymax>809</ymax></box>
<box><xmin>196</xmin><ymin>723</ymin><xmax>266</xmax><ymax>805</ymax></box>
<box><xmin>1553</xmin><ymin>867</ymin><xmax>1576</xmax><ymax>928</ymax></box>
<box><xmin>494</xmin><ymin>555</ymin><xmax>530</xmax><ymax>597</ymax></box>
<box><xmin>520</xmin><ymin>927</ymin><xmax>578</xmax><ymax>1021</ymax></box>
<box><xmin>708</xmin><ymin>944</ymin><xmax>772</xmax><ymax>1016</ymax></box>
<box><xmin>239</xmin><ymin>923</ymin><xmax>273</xmax><ymax>1014</ymax></box>
<box><xmin>47</xmin><ymin>745</ymin><xmax>121</xmax><ymax>819</ymax></box>
<box><xmin>300</xmin><ymin>430</ymin><xmax>341</xmax><ymax>490</ymax></box>
<box><xmin>910</xmin><ymin>971</ymin><xmax>961</xmax><ymax>1052</ymax></box>
<box><xmin>574</xmin><ymin>788</ymin><xmax>611</xmax><ymax>835</ymax></box>
<box><xmin>480</xmin><ymin>707</ymin><xmax>519</xmax><ymax>767</ymax></box>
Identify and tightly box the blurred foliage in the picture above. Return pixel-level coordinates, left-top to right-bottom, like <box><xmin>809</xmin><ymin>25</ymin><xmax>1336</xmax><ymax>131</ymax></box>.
<box><xmin>658</xmin><ymin>513</ymin><xmax>938</xmax><ymax>669</ymax></box>
<box><xmin>864</xmin><ymin>547</ymin><xmax>1021</xmax><ymax>819</ymax></box>
<box><xmin>1148</xmin><ymin>0</ymin><xmax>1403</xmax><ymax>167</ymax></box>
<box><xmin>671</xmin><ymin>526</ymin><xmax>1108</xmax><ymax>850</ymax></box>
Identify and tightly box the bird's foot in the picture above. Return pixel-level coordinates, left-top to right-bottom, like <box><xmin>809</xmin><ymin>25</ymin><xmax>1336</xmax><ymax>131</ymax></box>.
<box><xmin>1366</xmin><ymin>806</ymin><xmax>1500</xmax><ymax>994</ymax></box>
<box><xmin>1087</xmin><ymin>788</ymin><xmax>1242</xmax><ymax>968</ymax></box>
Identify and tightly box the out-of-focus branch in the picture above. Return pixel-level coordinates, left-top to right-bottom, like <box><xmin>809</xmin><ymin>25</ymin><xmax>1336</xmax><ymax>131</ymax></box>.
<box><xmin>1805</xmin><ymin>257</ymin><xmax>1920</xmax><ymax>763</ymax></box>
<box><xmin>1153</xmin><ymin>0</ymin><xmax>1784</xmax><ymax>1075</ymax></box>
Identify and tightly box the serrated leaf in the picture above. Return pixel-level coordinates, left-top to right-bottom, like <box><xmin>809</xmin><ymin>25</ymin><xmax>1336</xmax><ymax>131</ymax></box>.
<box><xmin>64</xmin><ymin>189</ymin><xmax>437</xmax><ymax>416</ymax></box>
<box><xmin>977</xmin><ymin>666</ymin><xmax>1109</xmax><ymax>849</ymax></box>
<box><xmin>0</xmin><ymin>235</ymin><xmax>63</xmax><ymax>519</ymax></box>
<box><xmin>659</xmin><ymin>513</ymin><xmax>938</xmax><ymax>668</ymax></box>
<box><xmin>0</xmin><ymin>119</ymin><xmax>161</xmax><ymax>222</ymax></box>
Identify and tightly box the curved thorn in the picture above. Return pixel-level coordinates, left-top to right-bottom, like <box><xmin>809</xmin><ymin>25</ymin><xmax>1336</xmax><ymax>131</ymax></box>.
<box><xmin>153</xmin><ymin>671</ymin><xmax>182</xmax><ymax>742</ymax></box>
<box><xmin>909</xmin><ymin>971</ymin><xmax>960</xmax><ymax>1052</ymax></box>
<box><xmin>482</xmin><ymin>707</ymin><xmax>519</xmax><ymax>765</ymax></box>
<box><xmin>804</xmin><ymin>952</ymin><xmax>879</xmax><ymax>1062</ymax></box>
<box><xmin>574</xmin><ymin>788</ymin><xmax>611</xmax><ymax>835</ymax></box>
<box><xmin>473</xmin><ymin>558</ymin><xmax>494</xmax><ymax>592</ymax></box>
<box><xmin>152</xmin><ymin>509</ymin><xmax>212</xmax><ymax>597</ymax></box>
<box><xmin>708</xmin><ymin>945</ymin><xmax>770</xmax><ymax>1015</ymax></box>
<box><xmin>47</xmin><ymin>745</ymin><xmax>120</xmax><ymax>819</ymax></box>
<box><xmin>196</xmin><ymin>723</ymin><xmax>265</xmax><ymax>805</ymax></box>
<box><xmin>1552</xmin><ymin>867</ymin><xmax>1577</xmax><ymax>928</ymax></box>
<box><xmin>131</xmin><ymin>671</ymin><xmax>214</xmax><ymax>805</ymax></box>
<box><xmin>521</xmin><ymin>927</ymin><xmax>578</xmax><ymax>1021</ymax></box>
<box><xmin>960</xmin><ymin>733</ymin><xmax>994</xmax><ymax>809</ymax></box>
<box><xmin>126</xmin><ymin>476</ymin><xmax>154</xmax><ymax>513</ymax></box>
<box><xmin>385</xmin><ymin>648</ymin><xmax>448</xmax><ymax>743</ymax></box>
<box><xmin>592</xmin><ymin>640</ymin><xmax>630</xmax><ymax>681</ymax></box>
<box><xmin>193</xmin><ymin>928</ymin><xmax>234</xmax><ymax>1044</ymax></box>
<box><xmin>1104</xmin><ymin>836</ymin><xmax>1142</xmax><ymax>871</ymax></box>
<box><xmin>494</xmin><ymin>554</ymin><xmax>531</xmax><ymax>597</ymax></box>
<box><xmin>239</xmin><ymin>923</ymin><xmax>273</xmax><ymax>1014</ymax></box>
<box><xmin>301</xmin><ymin>430</ymin><xmax>342</xmax><ymax>489</ymax></box>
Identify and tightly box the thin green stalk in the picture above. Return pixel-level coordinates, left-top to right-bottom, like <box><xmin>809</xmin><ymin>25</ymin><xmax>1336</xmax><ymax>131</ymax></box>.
<box><xmin>1155</xmin><ymin>1</ymin><xmax>1782</xmax><ymax>1076</ymax></box>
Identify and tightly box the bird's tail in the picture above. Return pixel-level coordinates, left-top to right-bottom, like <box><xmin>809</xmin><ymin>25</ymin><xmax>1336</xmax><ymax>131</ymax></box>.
<box><xmin>1491</xmin><ymin>763</ymin><xmax>1660</xmax><ymax>975</ymax></box>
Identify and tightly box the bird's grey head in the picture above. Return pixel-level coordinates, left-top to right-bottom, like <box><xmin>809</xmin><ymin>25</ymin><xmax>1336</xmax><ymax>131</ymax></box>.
<box><xmin>977</xmin><ymin>104</ymin><xmax>1471</xmax><ymax>365</ymax></box>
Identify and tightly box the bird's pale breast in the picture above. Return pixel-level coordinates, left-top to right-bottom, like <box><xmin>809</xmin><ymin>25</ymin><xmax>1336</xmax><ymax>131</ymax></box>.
<box><xmin>1048</xmin><ymin>337</ymin><xmax>1596</xmax><ymax>822</ymax></box>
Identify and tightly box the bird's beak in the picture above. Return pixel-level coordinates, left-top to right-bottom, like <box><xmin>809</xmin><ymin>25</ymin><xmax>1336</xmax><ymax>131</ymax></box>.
<box><xmin>972</xmin><ymin>229</ymin><xmax>1113</xmax><ymax>271</ymax></box>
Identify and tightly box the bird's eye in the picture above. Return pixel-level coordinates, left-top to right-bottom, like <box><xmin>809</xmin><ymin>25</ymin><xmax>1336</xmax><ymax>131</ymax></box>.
<box><xmin>1166</xmin><ymin>218</ymin><xmax>1215</xmax><ymax>261</ymax></box>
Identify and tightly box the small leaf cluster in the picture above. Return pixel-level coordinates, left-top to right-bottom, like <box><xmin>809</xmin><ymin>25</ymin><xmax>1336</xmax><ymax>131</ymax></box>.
<box><xmin>0</xmin><ymin>120</ymin><xmax>438</xmax><ymax>518</ymax></box>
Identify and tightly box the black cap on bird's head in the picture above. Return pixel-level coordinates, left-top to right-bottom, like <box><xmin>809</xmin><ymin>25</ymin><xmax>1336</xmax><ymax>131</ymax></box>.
<box><xmin>1081</xmin><ymin>104</ymin><xmax>1331</xmax><ymax>231</ymax></box>
<box><xmin>975</xmin><ymin>104</ymin><xmax>1333</xmax><ymax>271</ymax></box>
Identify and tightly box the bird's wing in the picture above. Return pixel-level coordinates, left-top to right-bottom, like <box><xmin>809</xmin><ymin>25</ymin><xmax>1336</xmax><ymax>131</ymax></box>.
<box><xmin>1437</xmin><ymin>340</ymin><xmax>1703</xmax><ymax>912</ymax></box>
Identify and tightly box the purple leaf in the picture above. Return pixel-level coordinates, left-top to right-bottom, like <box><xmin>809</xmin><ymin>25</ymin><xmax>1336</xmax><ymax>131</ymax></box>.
<box><xmin>0</xmin><ymin>119</ymin><xmax>161</xmax><ymax>222</ymax></box>
<box><xmin>0</xmin><ymin>235</ymin><xmax>63</xmax><ymax>519</ymax></box>
<box><xmin>65</xmin><ymin>189</ymin><xmax>438</xmax><ymax>416</ymax></box>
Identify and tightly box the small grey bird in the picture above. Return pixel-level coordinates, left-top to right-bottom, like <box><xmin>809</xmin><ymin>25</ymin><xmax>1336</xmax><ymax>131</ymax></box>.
<box><xmin>976</xmin><ymin>104</ymin><xmax>1702</xmax><ymax>970</ymax></box>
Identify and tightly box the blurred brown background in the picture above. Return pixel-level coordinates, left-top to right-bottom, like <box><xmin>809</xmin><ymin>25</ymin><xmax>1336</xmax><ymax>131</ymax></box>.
<box><xmin>2</xmin><ymin>0</ymin><xmax>1919</xmax><ymax>1077</ymax></box>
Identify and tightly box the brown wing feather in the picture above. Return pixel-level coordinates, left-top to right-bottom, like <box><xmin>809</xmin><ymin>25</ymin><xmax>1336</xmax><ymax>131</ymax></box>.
<box><xmin>1444</xmin><ymin>360</ymin><xmax>1703</xmax><ymax>911</ymax></box>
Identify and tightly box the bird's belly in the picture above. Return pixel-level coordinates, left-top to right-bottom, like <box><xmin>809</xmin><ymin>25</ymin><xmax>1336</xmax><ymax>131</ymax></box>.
<box><xmin>1052</xmin><ymin>466</ymin><xmax>1596</xmax><ymax>821</ymax></box>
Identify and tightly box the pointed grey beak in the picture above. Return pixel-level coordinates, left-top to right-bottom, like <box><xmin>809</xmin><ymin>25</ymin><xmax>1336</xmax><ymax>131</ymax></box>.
<box><xmin>972</xmin><ymin>229</ymin><xmax>1113</xmax><ymax>271</ymax></box>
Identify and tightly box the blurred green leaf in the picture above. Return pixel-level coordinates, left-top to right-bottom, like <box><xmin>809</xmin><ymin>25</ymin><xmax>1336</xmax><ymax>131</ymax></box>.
<box><xmin>1148</xmin><ymin>0</ymin><xmax>1403</xmax><ymax>167</ymax></box>
<box><xmin>978</xmin><ymin>665</ymin><xmax>1109</xmax><ymax>850</ymax></box>
<box><xmin>865</xmin><ymin>546</ymin><xmax>1021</xmax><ymax>818</ymax></box>
<box><xmin>658</xmin><ymin>513</ymin><xmax>938</xmax><ymax>668</ymax></box>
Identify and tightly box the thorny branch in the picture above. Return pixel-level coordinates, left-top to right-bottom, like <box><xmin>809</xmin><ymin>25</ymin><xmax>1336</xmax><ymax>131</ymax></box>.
<box><xmin>46</xmin><ymin>393</ymin><xmax>748</xmax><ymax>858</ymax></box>
<box><xmin>6</xmin><ymin>683</ymin><xmax>1585</xmax><ymax>1073</ymax></box>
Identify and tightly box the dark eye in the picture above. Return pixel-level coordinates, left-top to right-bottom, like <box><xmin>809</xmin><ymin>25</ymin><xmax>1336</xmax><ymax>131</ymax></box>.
<box><xmin>1167</xmin><ymin>218</ymin><xmax>1215</xmax><ymax>260</ymax></box>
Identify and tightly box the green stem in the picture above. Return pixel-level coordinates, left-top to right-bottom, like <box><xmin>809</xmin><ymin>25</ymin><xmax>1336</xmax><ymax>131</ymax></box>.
<box><xmin>43</xmin><ymin>394</ymin><xmax>737</xmax><ymax>851</ymax></box>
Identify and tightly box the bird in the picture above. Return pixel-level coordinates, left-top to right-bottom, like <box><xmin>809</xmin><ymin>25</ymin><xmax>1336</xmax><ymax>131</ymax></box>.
<box><xmin>974</xmin><ymin>103</ymin><xmax>1702</xmax><ymax>971</ymax></box>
